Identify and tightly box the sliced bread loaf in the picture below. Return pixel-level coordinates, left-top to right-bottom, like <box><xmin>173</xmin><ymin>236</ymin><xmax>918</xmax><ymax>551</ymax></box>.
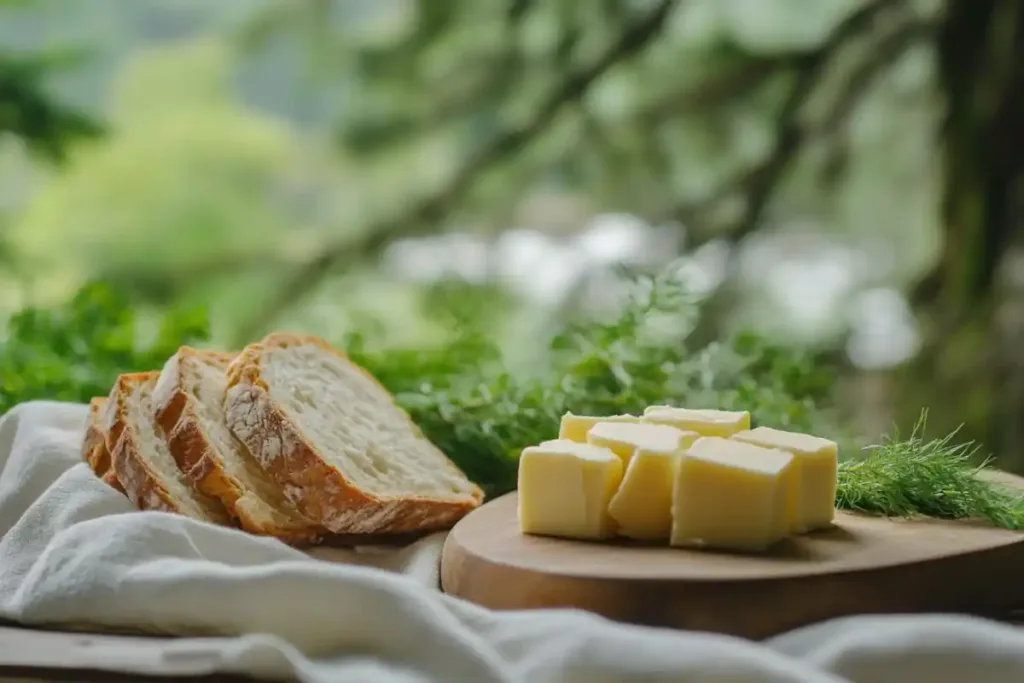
<box><xmin>82</xmin><ymin>396</ymin><xmax>109</xmax><ymax>470</ymax></box>
<box><xmin>108</xmin><ymin>371</ymin><xmax>234</xmax><ymax>525</ymax></box>
<box><xmin>82</xmin><ymin>396</ymin><xmax>125</xmax><ymax>493</ymax></box>
<box><xmin>101</xmin><ymin>468</ymin><xmax>123</xmax><ymax>490</ymax></box>
<box><xmin>224</xmin><ymin>333</ymin><xmax>483</xmax><ymax>534</ymax></box>
<box><xmin>153</xmin><ymin>347</ymin><xmax>324</xmax><ymax>544</ymax></box>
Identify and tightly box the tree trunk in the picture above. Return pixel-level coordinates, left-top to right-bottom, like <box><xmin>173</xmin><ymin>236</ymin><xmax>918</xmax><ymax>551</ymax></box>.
<box><xmin>903</xmin><ymin>0</ymin><xmax>1024</xmax><ymax>464</ymax></box>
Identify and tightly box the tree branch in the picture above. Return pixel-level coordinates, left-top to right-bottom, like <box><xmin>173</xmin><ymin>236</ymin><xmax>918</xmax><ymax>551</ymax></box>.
<box><xmin>636</xmin><ymin>56</ymin><xmax>790</xmax><ymax>125</ymax></box>
<box><xmin>672</xmin><ymin>0</ymin><xmax>912</xmax><ymax>348</ymax></box>
<box><xmin>236</xmin><ymin>0</ymin><xmax>680</xmax><ymax>343</ymax></box>
<box><xmin>346</xmin><ymin>0</ymin><xmax>537</xmax><ymax>154</ymax></box>
<box><xmin>669</xmin><ymin>0</ymin><xmax>915</xmax><ymax>247</ymax></box>
<box><xmin>817</xmin><ymin>19</ymin><xmax>936</xmax><ymax>155</ymax></box>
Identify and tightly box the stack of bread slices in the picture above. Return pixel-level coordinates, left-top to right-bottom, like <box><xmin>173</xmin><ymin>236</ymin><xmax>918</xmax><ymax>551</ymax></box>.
<box><xmin>81</xmin><ymin>332</ymin><xmax>483</xmax><ymax>545</ymax></box>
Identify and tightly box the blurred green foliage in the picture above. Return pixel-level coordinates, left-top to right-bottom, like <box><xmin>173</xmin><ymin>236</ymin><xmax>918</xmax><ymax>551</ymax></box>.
<box><xmin>0</xmin><ymin>47</ymin><xmax>101</xmax><ymax>162</ymax></box>
<box><xmin>0</xmin><ymin>0</ymin><xmax>943</xmax><ymax>336</ymax></box>
<box><xmin>6</xmin><ymin>41</ymin><xmax>306</xmax><ymax>304</ymax></box>
<box><xmin>0</xmin><ymin>282</ymin><xmax>209</xmax><ymax>414</ymax></box>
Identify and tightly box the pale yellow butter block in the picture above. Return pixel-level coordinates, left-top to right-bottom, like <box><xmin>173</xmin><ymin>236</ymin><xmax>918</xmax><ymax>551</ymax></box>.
<box><xmin>558</xmin><ymin>412</ymin><xmax>643</xmax><ymax>443</ymax></box>
<box><xmin>643</xmin><ymin>406</ymin><xmax>751</xmax><ymax>438</ymax></box>
<box><xmin>731</xmin><ymin>426</ymin><xmax>838</xmax><ymax>532</ymax></box>
<box><xmin>671</xmin><ymin>437</ymin><xmax>796</xmax><ymax>552</ymax></box>
<box><xmin>518</xmin><ymin>439</ymin><xmax>624</xmax><ymax>540</ymax></box>
<box><xmin>586</xmin><ymin>421</ymin><xmax>693</xmax><ymax>467</ymax></box>
<box><xmin>607</xmin><ymin>431</ymin><xmax>701</xmax><ymax>540</ymax></box>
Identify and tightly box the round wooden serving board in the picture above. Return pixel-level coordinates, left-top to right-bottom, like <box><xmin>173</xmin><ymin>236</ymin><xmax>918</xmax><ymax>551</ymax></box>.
<box><xmin>441</xmin><ymin>477</ymin><xmax>1024</xmax><ymax>639</ymax></box>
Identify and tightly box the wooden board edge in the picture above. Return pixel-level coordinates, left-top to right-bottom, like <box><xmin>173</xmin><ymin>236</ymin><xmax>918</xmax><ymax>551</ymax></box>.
<box><xmin>0</xmin><ymin>621</ymin><xmax>256</xmax><ymax>682</ymax></box>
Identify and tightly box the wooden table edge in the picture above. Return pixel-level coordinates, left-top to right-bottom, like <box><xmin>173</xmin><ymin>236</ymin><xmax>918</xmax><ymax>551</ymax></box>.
<box><xmin>2</xmin><ymin>613</ymin><xmax>1024</xmax><ymax>682</ymax></box>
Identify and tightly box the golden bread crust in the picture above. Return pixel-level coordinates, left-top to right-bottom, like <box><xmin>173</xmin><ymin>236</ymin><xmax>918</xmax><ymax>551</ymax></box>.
<box><xmin>81</xmin><ymin>397</ymin><xmax>108</xmax><ymax>465</ymax></box>
<box><xmin>108</xmin><ymin>371</ymin><xmax>233</xmax><ymax>525</ymax></box>
<box><xmin>100</xmin><ymin>465</ymin><xmax>126</xmax><ymax>493</ymax></box>
<box><xmin>153</xmin><ymin>346</ymin><xmax>323</xmax><ymax>545</ymax></box>
<box><xmin>224</xmin><ymin>332</ymin><xmax>482</xmax><ymax>534</ymax></box>
<box><xmin>82</xmin><ymin>396</ymin><xmax>125</xmax><ymax>493</ymax></box>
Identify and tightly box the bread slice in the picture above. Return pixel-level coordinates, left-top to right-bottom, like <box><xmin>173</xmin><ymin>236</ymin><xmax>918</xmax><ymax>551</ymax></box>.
<box><xmin>224</xmin><ymin>333</ymin><xmax>483</xmax><ymax>534</ymax></box>
<box><xmin>82</xmin><ymin>396</ymin><xmax>126</xmax><ymax>493</ymax></box>
<box><xmin>101</xmin><ymin>468</ymin><xmax>123</xmax><ymax>490</ymax></box>
<box><xmin>82</xmin><ymin>397</ymin><xmax>108</xmax><ymax>467</ymax></box>
<box><xmin>153</xmin><ymin>347</ymin><xmax>324</xmax><ymax>544</ymax></box>
<box><xmin>107</xmin><ymin>371</ymin><xmax>234</xmax><ymax>525</ymax></box>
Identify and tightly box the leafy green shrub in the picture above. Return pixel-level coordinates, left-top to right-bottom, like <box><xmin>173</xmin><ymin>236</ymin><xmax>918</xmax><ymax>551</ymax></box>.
<box><xmin>0</xmin><ymin>282</ymin><xmax>209</xmax><ymax>414</ymax></box>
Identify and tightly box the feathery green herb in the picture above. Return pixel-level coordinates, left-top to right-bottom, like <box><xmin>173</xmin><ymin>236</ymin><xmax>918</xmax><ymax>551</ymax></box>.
<box><xmin>836</xmin><ymin>413</ymin><xmax>1024</xmax><ymax>528</ymax></box>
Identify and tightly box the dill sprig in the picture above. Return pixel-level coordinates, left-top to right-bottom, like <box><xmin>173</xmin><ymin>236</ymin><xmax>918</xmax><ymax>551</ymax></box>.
<box><xmin>836</xmin><ymin>413</ymin><xmax>1024</xmax><ymax>529</ymax></box>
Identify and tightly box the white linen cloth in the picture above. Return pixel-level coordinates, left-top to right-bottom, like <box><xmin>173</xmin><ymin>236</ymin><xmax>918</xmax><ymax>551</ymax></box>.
<box><xmin>1</xmin><ymin>400</ymin><xmax>1024</xmax><ymax>683</ymax></box>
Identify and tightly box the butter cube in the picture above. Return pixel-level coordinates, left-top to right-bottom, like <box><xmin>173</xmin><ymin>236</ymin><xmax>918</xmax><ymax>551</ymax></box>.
<box><xmin>607</xmin><ymin>432</ymin><xmax>700</xmax><ymax>540</ymax></box>
<box><xmin>643</xmin><ymin>406</ymin><xmax>751</xmax><ymax>438</ymax></box>
<box><xmin>518</xmin><ymin>440</ymin><xmax>623</xmax><ymax>540</ymax></box>
<box><xmin>731</xmin><ymin>426</ymin><xmax>838</xmax><ymax>532</ymax></box>
<box><xmin>586</xmin><ymin>421</ymin><xmax>693</xmax><ymax>467</ymax></box>
<box><xmin>559</xmin><ymin>412</ymin><xmax>643</xmax><ymax>443</ymax></box>
<box><xmin>671</xmin><ymin>437</ymin><xmax>795</xmax><ymax>552</ymax></box>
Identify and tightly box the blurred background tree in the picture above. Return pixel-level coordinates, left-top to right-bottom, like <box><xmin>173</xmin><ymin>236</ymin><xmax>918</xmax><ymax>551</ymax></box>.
<box><xmin>0</xmin><ymin>0</ymin><xmax>1021</xmax><ymax>467</ymax></box>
